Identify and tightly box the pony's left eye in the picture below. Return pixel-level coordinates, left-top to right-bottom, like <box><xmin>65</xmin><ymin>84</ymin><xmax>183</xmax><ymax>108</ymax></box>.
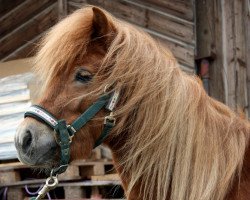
<box><xmin>75</xmin><ymin>69</ymin><xmax>93</xmax><ymax>83</ymax></box>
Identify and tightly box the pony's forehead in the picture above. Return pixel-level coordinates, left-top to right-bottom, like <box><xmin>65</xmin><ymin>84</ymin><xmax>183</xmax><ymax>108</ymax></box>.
<box><xmin>34</xmin><ymin>8</ymin><xmax>97</xmax><ymax>82</ymax></box>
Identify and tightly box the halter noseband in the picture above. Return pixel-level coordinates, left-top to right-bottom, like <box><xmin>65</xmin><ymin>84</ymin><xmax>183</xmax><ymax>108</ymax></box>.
<box><xmin>24</xmin><ymin>90</ymin><xmax>120</xmax><ymax>176</ymax></box>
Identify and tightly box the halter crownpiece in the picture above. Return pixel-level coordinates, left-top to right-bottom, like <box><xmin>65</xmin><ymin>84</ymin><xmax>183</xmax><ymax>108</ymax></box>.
<box><xmin>24</xmin><ymin>90</ymin><xmax>120</xmax><ymax>176</ymax></box>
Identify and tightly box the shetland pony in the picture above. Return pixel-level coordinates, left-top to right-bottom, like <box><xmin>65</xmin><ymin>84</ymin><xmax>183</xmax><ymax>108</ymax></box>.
<box><xmin>15</xmin><ymin>6</ymin><xmax>250</xmax><ymax>200</ymax></box>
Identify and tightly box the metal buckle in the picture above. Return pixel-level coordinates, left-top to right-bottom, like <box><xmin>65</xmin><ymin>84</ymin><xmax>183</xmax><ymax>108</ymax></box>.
<box><xmin>67</xmin><ymin>125</ymin><xmax>76</xmax><ymax>134</ymax></box>
<box><xmin>104</xmin><ymin>112</ymin><xmax>116</xmax><ymax>126</ymax></box>
<box><xmin>53</xmin><ymin>127</ymin><xmax>74</xmax><ymax>145</ymax></box>
<box><xmin>67</xmin><ymin>125</ymin><xmax>75</xmax><ymax>143</ymax></box>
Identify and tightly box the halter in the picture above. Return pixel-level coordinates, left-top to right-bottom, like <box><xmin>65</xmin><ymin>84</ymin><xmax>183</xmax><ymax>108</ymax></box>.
<box><xmin>24</xmin><ymin>90</ymin><xmax>120</xmax><ymax>176</ymax></box>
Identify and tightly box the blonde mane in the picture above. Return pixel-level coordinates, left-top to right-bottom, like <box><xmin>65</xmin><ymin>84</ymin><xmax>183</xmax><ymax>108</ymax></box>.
<box><xmin>34</xmin><ymin>7</ymin><xmax>250</xmax><ymax>200</ymax></box>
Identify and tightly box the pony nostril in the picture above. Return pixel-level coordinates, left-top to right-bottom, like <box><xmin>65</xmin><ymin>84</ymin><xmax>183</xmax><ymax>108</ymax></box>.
<box><xmin>22</xmin><ymin>130</ymin><xmax>33</xmax><ymax>152</ymax></box>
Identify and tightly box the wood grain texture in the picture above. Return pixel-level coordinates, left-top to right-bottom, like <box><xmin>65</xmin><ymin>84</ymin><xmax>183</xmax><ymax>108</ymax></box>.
<box><xmin>195</xmin><ymin>0</ymin><xmax>214</xmax><ymax>59</ymax></box>
<box><xmin>0</xmin><ymin>0</ymin><xmax>56</xmax><ymax>37</ymax></box>
<box><xmin>58</xmin><ymin>0</ymin><xmax>68</xmax><ymax>19</ymax></box>
<box><xmin>147</xmin><ymin>10</ymin><xmax>194</xmax><ymax>45</ymax></box>
<box><xmin>0</xmin><ymin>0</ymin><xmax>23</xmax><ymax>17</ymax></box>
<box><xmin>138</xmin><ymin>0</ymin><xmax>194</xmax><ymax>21</ymax></box>
<box><xmin>196</xmin><ymin>0</ymin><xmax>226</xmax><ymax>103</ymax></box>
<box><xmin>145</xmin><ymin>28</ymin><xmax>194</xmax><ymax>67</ymax></box>
<box><xmin>223</xmin><ymin>0</ymin><xmax>236</xmax><ymax>109</ymax></box>
<box><xmin>68</xmin><ymin>0</ymin><xmax>194</xmax><ymax>44</ymax></box>
<box><xmin>234</xmin><ymin>0</ymin><xmax>248</xmax><ymax>112</ymax></box>
<box><xmin>245</xmin><ymin>0</ymin><xmax>250</xmax><ymax>115</ymax></box>
<box><xmin>196</xmin><ymin>0</ymin><xmax>249</xmax><ymax>114</ymax></box>
<box><xmin>0</xmin><ymin>170</ymin><xmax>24</xmax><ymax>200</ymax></box>
<box><xmin>67</xmin><ymin>0</ymin><xmax>195</xmax><ymax>69</ymax></box>
<box><xmin>2</xmin><ymin>33</ymin><xmax>42</xmax><ymax>62</ymax></box>
<box><xmin>0</xmin><ymin>3</ymin><xmax>58</xmax><ymax>60</ymax></box>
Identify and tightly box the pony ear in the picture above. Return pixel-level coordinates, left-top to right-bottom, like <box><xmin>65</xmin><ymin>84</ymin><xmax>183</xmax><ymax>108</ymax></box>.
<box><xmin>91</xmin><ymin>7</ymin><xmax>115</xmax><ymax>42</ymax></box>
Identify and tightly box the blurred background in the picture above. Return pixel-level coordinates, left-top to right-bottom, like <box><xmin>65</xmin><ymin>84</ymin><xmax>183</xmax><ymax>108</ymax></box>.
<box><xmin>0</xmin><ymin>0</ymin><xmax>249</xmax><ymax>199</ymax></box>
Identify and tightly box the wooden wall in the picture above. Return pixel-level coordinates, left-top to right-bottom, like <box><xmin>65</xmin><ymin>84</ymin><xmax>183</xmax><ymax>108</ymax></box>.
<box><xmin>0</xmin><ymin>0</ymin><xmax>196</xmax><ymax>73</ymax></box>
<box><xmin>0</xmin><ymin>0</ymin><xmax>58</xmax><ymax>61</ymax></box>
<box><xmin>196</xmin><ymin>0</ymin><xmax>250</xmax><ymax>115</ymax></box>
<box><xmin>66</xmin><ymin>0</ymin><xmax>196</xmax><ymax>73</ymax></box>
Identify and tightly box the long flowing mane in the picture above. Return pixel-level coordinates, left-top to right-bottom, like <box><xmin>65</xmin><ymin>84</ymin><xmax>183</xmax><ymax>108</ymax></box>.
<box><xmin>34</xmin><ymin>7</ymin><xmax>250</xmax><ymax>200</ymax></box>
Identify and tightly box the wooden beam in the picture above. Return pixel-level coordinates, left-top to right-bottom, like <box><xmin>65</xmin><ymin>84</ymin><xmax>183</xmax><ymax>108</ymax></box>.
<box><xmin>1</xmin><ymin>33</ymin><xmax>42</xmax><ymax>62</ymax></box>
<box><xmin>245</xmin><ymin>0</ymin><xmax>250</xmax><ymax>116</ymax></box>
<box><xmin>0</xmin><ymin>170</ymin><xmax>24</xmax><ymax>199</ymax></box>
<box><xmin>0</xmin><ymin>3</ymin><xmax>58</xmax><ymax>60</ymax></box>
<box><xmin>195</xmin><ymin>0</ymin><xmax>214</xmax><ymax>59</ymax></box>
<box><xmin>147</xmin><ymin>9</ymin><xmax>194</xmax><ymax>45</ymax></box>
<box><xmin>234</xmin><ymin>0</ymin><xmax>248</xmax><ymax>114</ymax></box>
<box><xmin>0</xmin><ymin>0</ymin><xmax>23</xmax><ymax>18</ymax></box>
<box><xmin>137</xmin><ymin>0</ymin><xmax>194</xmax><ymax>21</ymax></box>
<box><xmin>196</xmin><ymin>0</ymin><xmax>227</xmax><ymax>103</ymax></box>
<box><xmin>58</xmin><ymin>0</ymin><xmax>68</xmax><ymax>19</ymax></box>
<box><xmin>0</xmin><ymin>0</ymin><xmax>56</xmax><ymax>37</ymax></box>
<box><xmin>0</xmin><ymin>160</ymin><xmax>113</xmax><ymax>171</ymax></box>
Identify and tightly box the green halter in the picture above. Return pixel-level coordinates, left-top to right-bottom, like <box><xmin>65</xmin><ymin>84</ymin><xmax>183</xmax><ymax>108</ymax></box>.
<box><xmin>24</xmin><ymin>91</ymin><xmax>119</xmax><ymax>176</ymax></box>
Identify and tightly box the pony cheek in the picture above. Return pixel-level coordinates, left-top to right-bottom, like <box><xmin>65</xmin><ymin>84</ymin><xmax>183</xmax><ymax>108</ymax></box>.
<box><xmin>69</xmin><ymin>129</ymin><xmax>95</xmax><ymax>160</ymax></box>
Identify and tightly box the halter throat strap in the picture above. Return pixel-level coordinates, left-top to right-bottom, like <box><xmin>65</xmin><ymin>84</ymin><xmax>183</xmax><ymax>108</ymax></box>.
<box><xmin>24</xmin><ymin>92</ymin><xmax>119</xmax><ymax>175</ymax></box>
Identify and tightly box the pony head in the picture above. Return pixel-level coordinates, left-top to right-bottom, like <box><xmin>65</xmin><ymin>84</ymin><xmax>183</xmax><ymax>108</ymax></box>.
<box><xmin>14</xmin><ymin>5</ymin><xmax>175</xmax><ymax>168</ymax></box>
<box><xmin>14</xmin><ymin>7</ymin><xmax>121</xmax><ymax>167</ymax></box>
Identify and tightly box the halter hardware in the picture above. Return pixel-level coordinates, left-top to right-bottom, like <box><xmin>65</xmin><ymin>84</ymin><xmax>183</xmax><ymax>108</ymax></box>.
<box><xmin>24</xmin><ymin>89</ymin><xmax>120</xmax><ymax>177</ymax></box>
<box><xmin>104</xmin><ymin>112</ymin><xmax>116</xmax><ymax>125</ymax></box>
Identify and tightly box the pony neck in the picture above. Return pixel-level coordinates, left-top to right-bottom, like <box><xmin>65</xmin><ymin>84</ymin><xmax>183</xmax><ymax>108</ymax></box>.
<box><xmin>105</xmin><ymin>72</ymin><xmax>250</xmax><ymax>200</ymax></box>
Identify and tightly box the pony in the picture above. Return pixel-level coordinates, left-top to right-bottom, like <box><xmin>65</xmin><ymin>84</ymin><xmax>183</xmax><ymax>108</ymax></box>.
<box><xmin>15</xmin><ymin>6</ymin><xmax>250</xmax><ymax>200</ymax></box>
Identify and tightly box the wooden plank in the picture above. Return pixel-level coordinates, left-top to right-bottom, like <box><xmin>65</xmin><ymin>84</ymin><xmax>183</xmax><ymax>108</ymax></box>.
<box><xmin>0</xmin><ymin>170</ymin><xmax>24</xmax><ymax>199</ymax></box>
<box><xmin>136</xmin><ymin>0</ymin><xmax>194</xmax><ymax>21</ymax></box>
<box><xmin>0</xmin><ymin>0</ymin><xmax>56</xmax><ymax>37</ymax></box>
<box><xmin>222</xmin><ymin>0</ymin><xmax>236</xmax><ymax>109</ymax></box>
<box><xmin>179</xmin><ymin>64</ymin><xmax>195</xmax><ymax>74</ymax></box>
<box><xmin>88</xmin><ymin>0</ymin><xmax>147</xmax><ymax>26</ymax></box>
<box><xmin>64</xmin><ymin>186</ymin><xmax>85</xmax><ymax>199</ymax></box>
<box><xmin>245</xmin><ymin>0</ymin><xmax>250</xmax><ymax>116</ymax></box>
<box><xmin>62</xmin><ymin>165</ymin><xmax>81</xmax><ymax>180</ymax></box>
<box><xmin>202</xmin><ymin>0</ymin><xmax>226</xmax><ymax>103</ymax></box>
<box><xmin>147</xmin><ymin>9</ymin><xmax>194</xmax><ymax>45</ymax></box>
<box><xmin>68</xmin><ymin>0</ymin><xmax>195</xmax><ymax>45</ymax></box>
<box><xmin>69</xmin><ymin>0</ymin><xmax>146</xmax><ymax>25</ymax></box>
<box><xmin>68</xmin><ymin>0</ymin><xmax>195</xmax><ymax>68</ymax></box>
<box><xmin>71</xmin><ymin>160</ymin><xmax>113</xmax><ymax>166</ymax></box>
<box><xmin>0</xmin><ymin>162</ymin><xmax>26</xmax><ymax>171</ymax></box>
<box><xmin>196</xmin><ymin>0</ymin><xmax>214</xmax><ymax>58</ymax></box>
<box><xmin>2</xmin><ymin>33</ymin><xmax>42</xmax><ymax>62</ymax></box>
<box><xmin>91</xmin><ymin>173</ymin><xmax>120</xmax><ymax>181</ymax></box>
<box><xmin>0</xmin><ymin>160</ymin><xmax>112</xmax><ymax>171</ymax></box>
<box><xmin>58</xmin><ymin>0</ymin><xmax>68</xmax><ymax>19</ymax></box>
<box><xmin>0</xmin><ymin>0</ymin><xmax>23</xmax><ymax>17</ymax></box>
<box><xmin>0</xmin><ymin>3</ymin><xmax>58</xmax><ymax>60</ymax></box>
<box><xmin>234</xmin><ymin>0</ymin><xmax>248</xmax><ymax>113</ymax></box>
<box><xmin>63</xmin><ymin>165</ymin><xmax>84</xmax><ymax>199</ymax></box>
<box><xmin>144</xmin><ymin>28</ymin><xmax>194</xmax><ymax>68</ymax></box>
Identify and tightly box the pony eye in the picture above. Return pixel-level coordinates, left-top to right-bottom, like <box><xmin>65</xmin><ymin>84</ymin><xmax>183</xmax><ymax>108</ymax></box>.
<box><xmin>75</xmin><ymin>70</ymin><xmax>93</xmax><ymax>83</ymax></box>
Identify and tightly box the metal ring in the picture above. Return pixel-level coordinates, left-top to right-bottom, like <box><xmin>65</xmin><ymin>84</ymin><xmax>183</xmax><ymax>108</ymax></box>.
<box><xmin>46</xmin><ymin>176</ymin><xmax>58</xmax><ymax>187</ymax></box>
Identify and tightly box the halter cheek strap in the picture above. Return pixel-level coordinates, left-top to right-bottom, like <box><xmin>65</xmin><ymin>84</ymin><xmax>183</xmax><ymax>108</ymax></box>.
<box><xmin>24</xmin><ymin>92</ymin><xmax>119</xmax><ymax>176</ymax></box>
